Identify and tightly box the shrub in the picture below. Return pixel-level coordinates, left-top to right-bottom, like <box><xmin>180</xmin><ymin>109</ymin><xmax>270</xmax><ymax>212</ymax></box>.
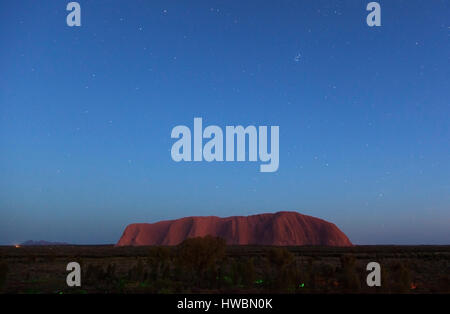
<box><xmin>176</xmin><ymin>236</ymin><xmax>226</xmax><ymax>286</ymax></box>
<box><xmin>438</xmin><ymin>274</ymin><xmax>450</xmax><ymax>294</ymax></box>
<box><xmin>264</xmin><ymin>248</ymin><xmax>296</xmax><ymax>291</ymax></box>
<box><xmin>266</xmin><ymin>247</ymin><xmax>294</xmax><ymax>268</ymax></box>
<box><xmin>0</xmin><ymin>260</ymin><xmax>8</xmax><ymax>289</ymax></box>
<box><xmin>147</xmin><ymin>246</ymin><xmax>171</xmax><ymax>281</ymax></box>
<box><xmin>338</xmin><ymin>255</ymin><xmax>361</xmax><ymax>291</ymax></box>
<box><xmin>389</xmin><ymin>261</ymin><xmax>411</xmax><ymax>293</ymax></box>
<box><xmin>239</xmin><ymin>257</ymin><xmax>256</xmax><ymax>287</ymax></box>
<box><xmin>85</xmin><ymin>262</ymin><xmax>119</xmax><ymax>288</ymax></box>
<box><xmin>85</xmin><ymin>264</ymin><xmax>105</xmax><ymax>283</ymax></box>
<box><xmin>128</xmin><ymin>259</ymin><xmax>146</xmax><ymax>281</ymax></box>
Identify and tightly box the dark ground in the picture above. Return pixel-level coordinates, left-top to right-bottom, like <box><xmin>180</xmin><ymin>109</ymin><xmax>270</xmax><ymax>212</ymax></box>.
<box><xmin>0</xmin><ymin>243</ymin><xmax>449</xmax><ymax>294</ymax></box>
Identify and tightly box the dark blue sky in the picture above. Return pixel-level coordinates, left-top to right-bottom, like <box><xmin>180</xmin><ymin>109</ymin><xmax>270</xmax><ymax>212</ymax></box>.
<box><xmin>0</xmin><ymin>1</ymin><xmax>449</xmax><ymax>245</ymax></box>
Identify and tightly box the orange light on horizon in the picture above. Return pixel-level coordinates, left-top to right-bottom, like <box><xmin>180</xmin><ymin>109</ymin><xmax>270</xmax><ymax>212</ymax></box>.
<box><xmin>14</xmin><ymin>244</ymin><xmax>20</xmax><ymax>248</ymax></box>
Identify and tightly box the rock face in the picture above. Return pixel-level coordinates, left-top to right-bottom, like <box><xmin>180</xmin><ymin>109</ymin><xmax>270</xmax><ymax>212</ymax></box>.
<box><xmin>117</xmin><ymin>211</ymin><xmax>352</xmax><ymax>247</ymax></box>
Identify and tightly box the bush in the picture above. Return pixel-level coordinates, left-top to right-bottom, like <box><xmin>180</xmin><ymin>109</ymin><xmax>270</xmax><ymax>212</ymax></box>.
<box><xmin>240</xmin><ymin>258</ymin><xmax>256</xmax><ymax>287</ymax></box>
<box><xmin>0</xmin><ymin>260</ymin><xmax>8</xmax><ymax>289</ymax></box>
<box><xmin>176</xmin><ymin>236</ymin><xmax>226</xmax><ymax>286</ymax></box>
<box><xmin>264</xmin><ymin>248</ymin><xmax>296</xmax><ymax>291</ymax></box>
<box><xmin>338</xmin><ymin>255</ymin><xmax>361</xmax><ymax>291</ymax></box>
<box><xmin>128</xmin><ymin>259</ymin><xmax>146</xmax><ymax>281</ymax></box>
<box><xmin>85</xmin><ymin>262</ymin><xmax>119</xmax><ymax>288</ymax></box>
<box><xmin>147</xmin><ymin>247</ymin><xmax>171</xmax><ymax>281</ymax></box>
<box><xmin>438</xmin><ymin>274</ymin><xmax>450</xmax><ymax>294</ymax></box>
<box><xmin>266</xmin><ymin>247</ymin><xmax>294</xmax><ymax>268</ymax></box>
<box><xmin>389</xmin><ymin>261</ymin><xmax>411</xmax><ymax>293</ymax></box>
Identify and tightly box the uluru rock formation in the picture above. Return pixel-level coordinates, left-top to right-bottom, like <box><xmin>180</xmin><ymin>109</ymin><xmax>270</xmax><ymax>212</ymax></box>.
<box><xmin>117</xmin><ymin>211</ymin><xmax>352</xmax><ymax>246</ymax></box>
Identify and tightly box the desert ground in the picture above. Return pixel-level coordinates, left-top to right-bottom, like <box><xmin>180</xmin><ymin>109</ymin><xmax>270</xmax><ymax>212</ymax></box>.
<box><xmin>0</xmin><ymin>239</ymin><xmax>449</xmax><ymax>294</ymax></box>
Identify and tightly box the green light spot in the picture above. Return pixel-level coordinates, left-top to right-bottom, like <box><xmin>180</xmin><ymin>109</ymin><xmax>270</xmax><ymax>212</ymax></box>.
<box><xmin>299</xmin><ymin>283</ymin><xmax>305</xmax><ymax>288</ymax></box>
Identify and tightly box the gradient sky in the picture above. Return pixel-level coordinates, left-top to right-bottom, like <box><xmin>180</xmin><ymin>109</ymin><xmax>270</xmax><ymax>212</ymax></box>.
<box><xmin>0</xmin><ymin>1</ymin><xmax>449</xmax><ymax>245</ymax></box>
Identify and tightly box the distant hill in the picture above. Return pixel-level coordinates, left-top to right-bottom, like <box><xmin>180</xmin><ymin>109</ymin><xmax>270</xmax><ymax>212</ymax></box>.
<box><xmin>117</xmin><ymin>211</ymin><xmax>353</xmax><ymax>246</ymax></box>
<box><xmin>21</xmin><ymin>240</ymin><xmax>70</xmax><ymax>246</ymax></box>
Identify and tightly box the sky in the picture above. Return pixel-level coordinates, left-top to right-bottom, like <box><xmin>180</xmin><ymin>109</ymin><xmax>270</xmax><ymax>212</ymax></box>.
<box><xmin>0</xmin><ymin>0</ymin><xmax>449</xmax><ymax>245</ymax></box>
